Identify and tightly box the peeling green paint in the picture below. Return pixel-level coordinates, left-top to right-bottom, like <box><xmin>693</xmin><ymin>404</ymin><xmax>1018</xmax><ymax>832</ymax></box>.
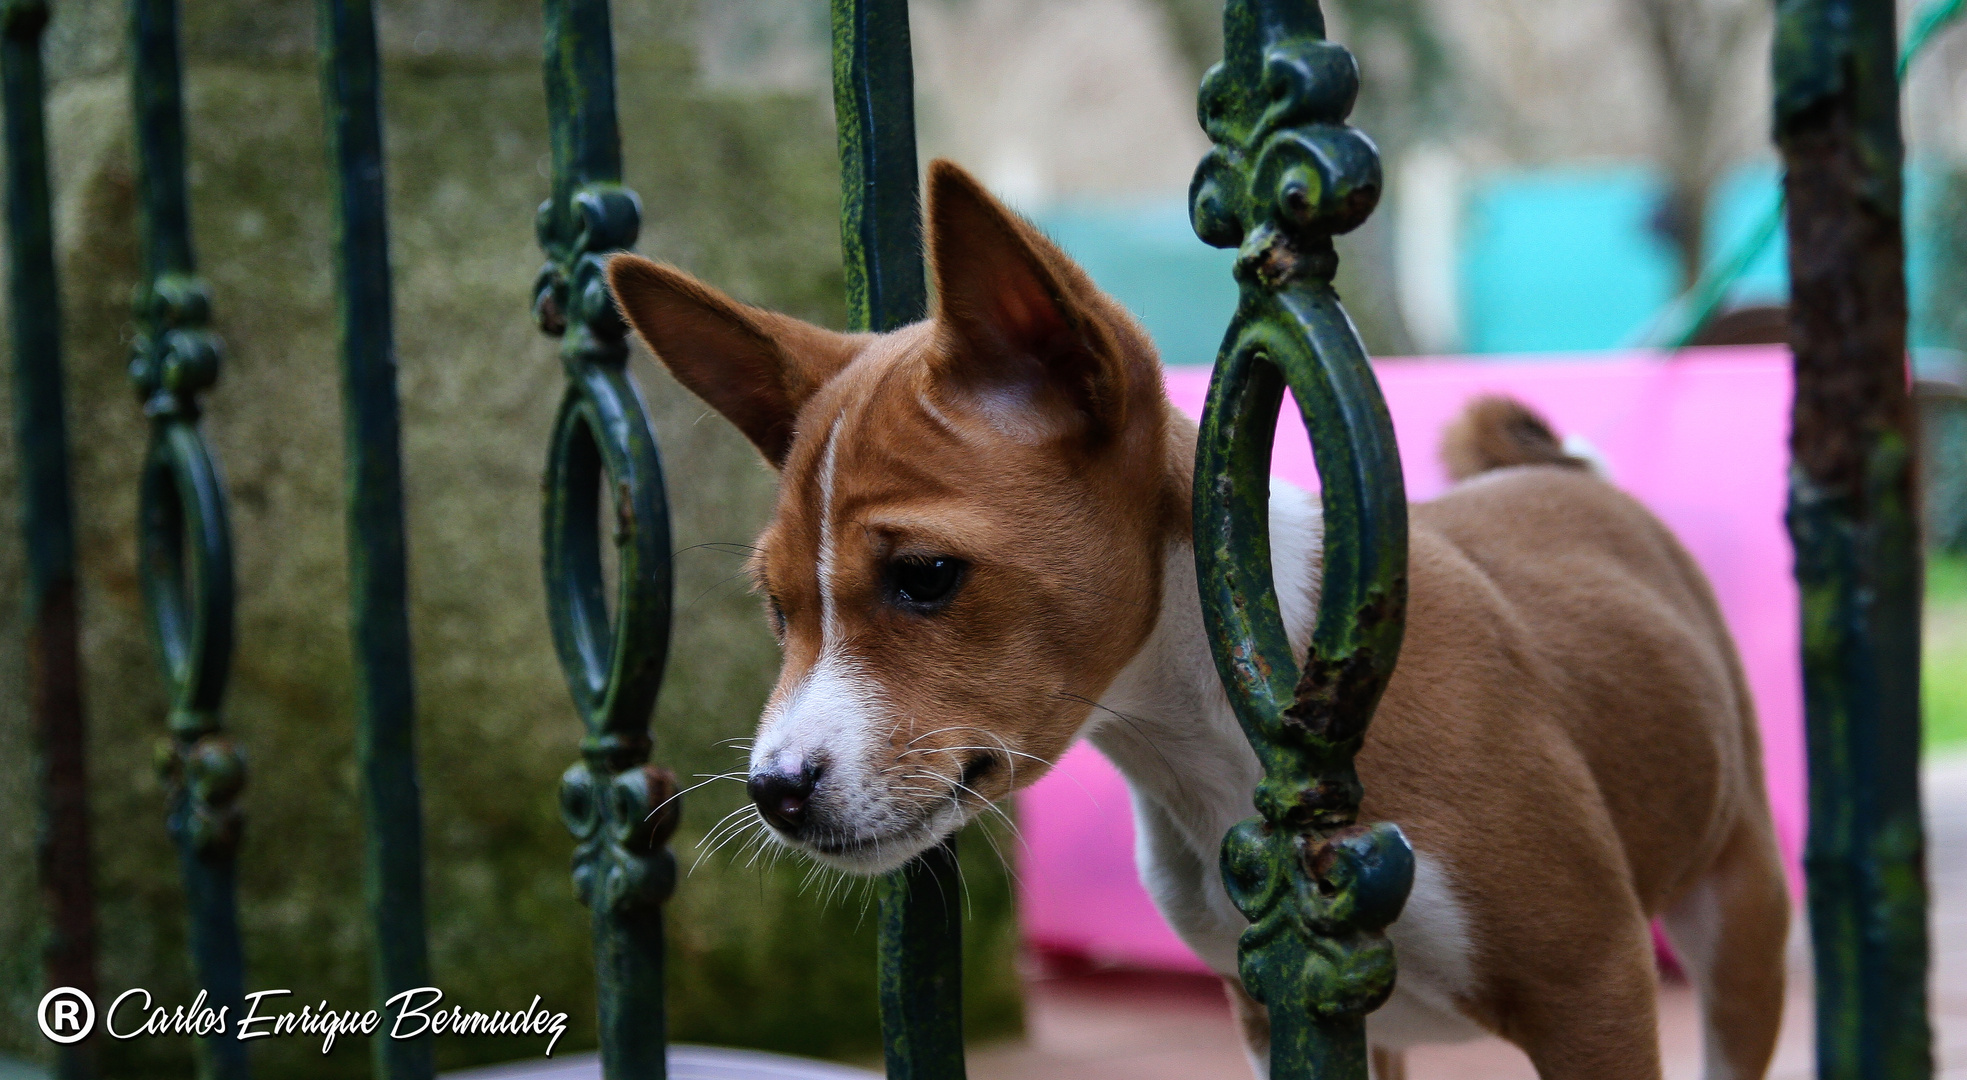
<box><xmin>1189</xmin><ymin>3</ymin><xmax>1410</xmax><ymax>1077</ymax></box>
<box><xmin>1777</xmin><ymin>0</ymin><xmax>1933</xmax><ymax>1070</ymax></box>
<box><xmin>827</xmin><ymin>4</ymin><xmax>966</xmax><ymax>1079</ymax></box>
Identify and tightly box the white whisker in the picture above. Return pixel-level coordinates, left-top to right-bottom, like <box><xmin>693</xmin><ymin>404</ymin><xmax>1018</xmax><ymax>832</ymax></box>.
<box><xmin>896</xmin><ymin>745</ymin><xmax>1056</xmax><ymax>769</ymax></box>
<box><xmin>648</xmin><ymin>771</ymin><xmax>747</xmax><ymax>819</ymax></box>
<box><xmin>689</xmin><ymin>805</ymin><xmax>763</xmax><ymax>874</ymax></box>
<box><xmin>693</xmin><ymin>813</ymin><xmax>763</xmax><ymax>872</ymax></box>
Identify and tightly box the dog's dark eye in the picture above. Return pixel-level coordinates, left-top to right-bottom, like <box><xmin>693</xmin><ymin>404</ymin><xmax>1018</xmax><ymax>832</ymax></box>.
<box><xmin>886</xmin><ymin>556</ymin><xmax>969</xmax><ymax>612</ymax></box>
<box><xmin>766</xmin><ymin>597</ymin><xmax>787</xmax><ymax>638</ymax></box>
<box><xmin>959</xmin><ymin>752</ymin><xmax>997</xmax><ymax>790</ymax></box>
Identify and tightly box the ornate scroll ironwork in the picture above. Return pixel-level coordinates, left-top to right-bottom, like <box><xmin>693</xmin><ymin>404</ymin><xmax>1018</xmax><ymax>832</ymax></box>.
<box><xmin>1189</xmin><ymin>2</ymin><xmax>1413</xmax><ymax>1075</ymax></box>
<box><xmin>129</xmin><ymin>0</ymin><xmax>250</xmax><ymax>1076</ymax></box>
<box><xmin>317</xmin><ymin>2</ymin><xmax>433</xmax><ymax>1077</ymax></box>
<box><xmin>534</xmin><ymin>1</ymin><xmax>679</xmax><ymax>1075</ymax></box>
<box><xmin>2</xmin><ymin>1</ymin><xmax>101</xmax><ymax>1076</ymax></box>
<box><xmin>829</xmin><ymin>2</ymin><xmax>966</xmax><ymax>1077</ymax></box>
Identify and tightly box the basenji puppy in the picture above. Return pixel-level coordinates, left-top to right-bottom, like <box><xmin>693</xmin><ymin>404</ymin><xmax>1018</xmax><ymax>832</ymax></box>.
<box><xmin>606</xmin><ymin>159</ymin><xmax>1789</xmax><ymax>1080</ymax></box>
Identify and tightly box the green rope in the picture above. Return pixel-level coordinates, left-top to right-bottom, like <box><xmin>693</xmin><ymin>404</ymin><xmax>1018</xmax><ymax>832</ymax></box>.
<box><xmin>1637</xmin><ymin>0</ymin><xmax>1962</xmax><ymax>349</ymax></box>
<box><xmin>1902</xmin><ymin>0</ymin><xmax>1963</xmax><ymax>79</ymax></box>
<box><xmin>1642</xmin><ymin>196</ymin><xmax>1786</xmax><ymax>349</ymax></box>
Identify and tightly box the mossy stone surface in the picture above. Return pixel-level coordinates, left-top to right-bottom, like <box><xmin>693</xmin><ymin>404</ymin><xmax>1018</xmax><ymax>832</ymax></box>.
<box><xmin>0</xmin><ymin>7</ymin><xmax>1022</xmax><ymax>1075</ymax></box>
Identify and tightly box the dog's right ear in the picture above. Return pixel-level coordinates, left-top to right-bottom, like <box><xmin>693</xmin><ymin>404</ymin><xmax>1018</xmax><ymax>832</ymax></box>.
<box><xmin>608</xmin><ymin>255</ymin><xmax>862</xmax><ymax>468</ymax></box>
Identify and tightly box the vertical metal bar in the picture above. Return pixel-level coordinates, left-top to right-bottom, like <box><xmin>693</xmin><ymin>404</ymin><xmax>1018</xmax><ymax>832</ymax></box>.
<box><xmin>128</xmin><ymin>0</ymin><xmax>249</xmax><ymax>1077</ymax></box>
<box><xmin>1774</xmin><ymin>0</ymin><xmax>1934</xmax><ymax>1075</ymax></box>
<box><xmin>535</xmin><ymin>1</ymin><xmax>678</xmax><ymax>1077</ymax></box>
<box><xmin>875</xmin><ymin>840</ymin><xmax>964</xmax><ymax>1080</ymax></box>
<box><xmin>316</xmin><ymin>4</ymin><xmax>433</xmax><ymax>1077</ymax></box>
<box><xmin>828</xmin><ymin>4</ymin><xmax>962</xmax><ymax>1079</ymax></box>
<box><xmin>542</xmin><ymin>0</ymin><xmax>621</xmax><ymax>213</ymax></box>
<box><xmin>1188</xmin><ymin>3</ymin><xmax>1412</xmax><ymax>1078</ymax></box>
<box><xmin>831</xmin><ymin>0</ymin><xmax>928</xmax><ymax>335</ymax></box>
<box><xmin>1</xmin><ymin>3</ymin><xmax>100</xmax><ymax>1077</ymax></box>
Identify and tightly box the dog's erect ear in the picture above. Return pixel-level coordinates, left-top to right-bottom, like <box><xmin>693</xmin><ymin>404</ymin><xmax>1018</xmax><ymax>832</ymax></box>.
<box><xmin>925</xmin><ymin>160</ymin><xmax>1136</xmax><ymax>442</ymax></box>
<box><xmin>608</xmin><ymin>255</ymin><xmax>861</xmax><ymax>467</ymax></box>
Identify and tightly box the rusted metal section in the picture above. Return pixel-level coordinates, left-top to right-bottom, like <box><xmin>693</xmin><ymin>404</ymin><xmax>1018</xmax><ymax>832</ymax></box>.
<box><xmin>1189</xmin><ymin>1</ymin><xmax>1412</xmax><ymax>1076</ymax></box>
<box><xmin>1784</xmin><ymin>151</ymin><xmax>1912</xmax><ymax>488</ymax></box>
<box><xmin>3</xmin><ymin>0</ymin><xmax>100</xmax><ymax>1074</ymax></box>
<box><xmin>1775</xmin><ymin>0</ymin><xmax>1933</xmax><ymax>1075</ymax></box>
<box><xmin>28</xmin><ymin>582</ymin><xmax>100</xmax><ymax>1078</ymax></box>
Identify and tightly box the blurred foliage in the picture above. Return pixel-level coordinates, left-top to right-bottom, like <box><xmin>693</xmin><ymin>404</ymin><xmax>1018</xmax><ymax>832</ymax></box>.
<box><xmin>0</xmin><ymin>3</ymin><xmax>1021</xmax><ymax>1076</ymax></box>
<box><xmin>1925</xmin><ymin>555</ymin><xmax>1967</xmax><ymax>754</ymax></box>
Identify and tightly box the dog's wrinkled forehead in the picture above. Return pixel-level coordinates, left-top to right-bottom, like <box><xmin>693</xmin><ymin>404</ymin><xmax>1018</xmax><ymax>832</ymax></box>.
<box><xmin>766</xmin><ymin>329</ymin><xmax>987</xmax><ymax>538</ymax></box>
<box><xmin>755</xmin><ymin>332</ymin><xmax>940</xmax><ymax>609</ymax></box>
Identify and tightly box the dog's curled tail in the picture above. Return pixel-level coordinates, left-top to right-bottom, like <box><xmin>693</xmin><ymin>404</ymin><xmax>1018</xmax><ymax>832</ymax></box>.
<box><xmin>1439</xmin><ymin>395</ymin><xmax>1588</xmax><ymax>482</ymax></box>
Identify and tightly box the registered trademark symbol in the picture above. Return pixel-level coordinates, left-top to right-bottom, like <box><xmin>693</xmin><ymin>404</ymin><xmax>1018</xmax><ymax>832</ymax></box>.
<box><xmin>37</xmin><ymin>986</ymin><xmax>95</xmax><ymax>1044</ymax></box>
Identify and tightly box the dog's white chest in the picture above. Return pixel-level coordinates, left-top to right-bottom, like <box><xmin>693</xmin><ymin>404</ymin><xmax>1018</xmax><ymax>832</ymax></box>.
<box><xmin>1131</xmin><ymin>798</ymin><xmax>1485</xmax><ymax>1049</ymax></box>
<box><xmin>1087</xmin><ymin>485</ymin><xmax>1483</xmax><ymax>1050</ymax></box>
<box><xmin>1365</xmin><ymin>852</ymin><xmax>1487</xmax><ymax>1047</ymax></box>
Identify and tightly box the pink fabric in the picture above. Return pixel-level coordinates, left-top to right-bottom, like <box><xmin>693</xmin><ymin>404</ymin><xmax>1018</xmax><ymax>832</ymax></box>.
<box><xmin>1016</xmin><ymin>346</ymin><xmax>1804</xmax><ymax>973</ymax></box>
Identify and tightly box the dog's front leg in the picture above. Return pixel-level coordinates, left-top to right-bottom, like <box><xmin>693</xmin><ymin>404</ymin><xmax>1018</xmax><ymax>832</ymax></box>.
<box><xmin>1223</xmin><ymin>978</ymin><xmax>1269</xmax><ymax>1079</ymax></box>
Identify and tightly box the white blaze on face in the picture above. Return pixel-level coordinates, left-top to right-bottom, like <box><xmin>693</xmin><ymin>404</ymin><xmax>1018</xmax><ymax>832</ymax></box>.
<box><xmin>751</xmin><ymin>653</ymin><xmax>887</xmax><ymax>800</ymax></box>
<box><xmin>749</xmin><ymin>416</ymin><xmax>903</xmax><ymax>850</ymax></box>
<box><xmin>814</xmin><ymin>415</ymin><xmax>844</xmax><ymax>646</ymax></box>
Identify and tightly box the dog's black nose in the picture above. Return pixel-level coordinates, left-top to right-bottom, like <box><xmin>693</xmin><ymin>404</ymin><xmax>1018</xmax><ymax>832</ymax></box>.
<box><xmin>749</xmin><ymin>766</ymin><xmax>819</xmax><ymax>832</ymax></box>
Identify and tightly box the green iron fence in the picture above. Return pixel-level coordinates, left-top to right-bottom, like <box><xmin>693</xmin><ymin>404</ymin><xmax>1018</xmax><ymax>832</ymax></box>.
<box><xmin>3</xmin><ymin>1</ymin><xmax>97</xmax><ymax>1078</ymax></box>
<box><xmin>319</xmin><ymin>3</ymin><xmax>436</xmax><ymax>1078</ymax></box>
<box><xmin>1</xmin><ymin>0</ymin><xmax>1935</xmax><ymax>1079</ymax></box>
<box><xmin>129</xmin><ymin>1</ymin><xmax>247</xmax><ymax>1079</ymax></box>
<box><xmin>830</xmin><ymin>2</ymin><xmax>968</xmax><ymax>1076</ymax></box>
<box><xmin>1778</xmin><ymin>0</ymin><xmax>1934</xmax><ymax>1074</ymax></box>
<box><xmin>535</xmin><ymin>0</ymin><xmax>679</xmax><ymax>1076</ymax></box>
<box><xmin>1188</xmin><ymin>4</ymin><xmax>1413</xmax><ymax>1074</ymax></box>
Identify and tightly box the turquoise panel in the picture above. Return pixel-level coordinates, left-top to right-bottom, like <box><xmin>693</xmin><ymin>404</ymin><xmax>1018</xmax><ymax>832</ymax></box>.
<box><xmin>1705</xmin><ymin>164</ymin><xmax>1789</xmax><ymax>306</ymax></box>
<box><xmin>1457</xmin><ymin>167</ymin><xmax>1679</xmax><ymax>354</ymax></box>
<box><xmin>1907</xmin><ymin>162</ymin><xmax>1956</xmax><ymax>350</ymax></box>
<box><xmin>1701</xmin><ymin>161</ymin><xmax>1957</xmax><ymax>349</ymax></box>
<box><xmin>1031</xmin><ymin>201</ymin><xmax>1239</xmax><ymax>367</ymax></box>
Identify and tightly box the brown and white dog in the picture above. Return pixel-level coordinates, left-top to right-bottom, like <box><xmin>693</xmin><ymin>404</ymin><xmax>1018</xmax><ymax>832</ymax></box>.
<box><xmin>606</xmin><ymin>160</ymin><xmax>1790</xmax><ymax>1080</ymax></box>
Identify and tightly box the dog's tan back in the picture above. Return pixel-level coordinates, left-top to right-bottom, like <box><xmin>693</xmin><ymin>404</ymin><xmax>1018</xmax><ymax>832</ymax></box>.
<box><xmin>1387</xmin><ymin>459</ymin><xmax>1766</xmax><ymax>914</ymax></box>
<box><xmin>606</xmin><ymin>159</ymin><xmax>1789</xmax><ymax>1080</ymax></box>
<box><xmin>1353</xmin><ymin>452</ymin><xmax>1787</xmax><ymax>1074</ymax></box>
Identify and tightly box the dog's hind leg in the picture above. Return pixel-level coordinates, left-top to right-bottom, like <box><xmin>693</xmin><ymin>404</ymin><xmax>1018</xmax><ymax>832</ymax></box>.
<box><xmin>1661</xmin><ymin>819</ymin><xmax>1790</xmax><ymax>1080</ymax></box>
<box><xmin>1503</xmin><ymin>905</ymin><xmax>1666</xmax><ymax>1080</ymax></box>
